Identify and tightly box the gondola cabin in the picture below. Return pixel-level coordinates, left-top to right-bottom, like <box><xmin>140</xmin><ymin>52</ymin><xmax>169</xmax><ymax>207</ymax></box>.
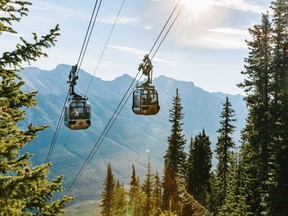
<box><xmin>132</xmin><ymin>85</ymin><xmax>160</xmax><ymax>115</ymax></box>
<box><xmin>64</xmin><ymin>99</ymin><xmax>91</xmax><ymax>130</ymax></box>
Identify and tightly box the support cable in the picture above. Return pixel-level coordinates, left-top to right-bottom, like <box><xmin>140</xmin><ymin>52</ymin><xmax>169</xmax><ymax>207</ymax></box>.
<box><xmin>45</xmin><ymin>0</ymin><xmax>102</xmax><ymax>163</ymax></box>
<box><xmin>66</xmin><ymin>0</ymin><xmax>183</xmax><ymax>195</ymax></box>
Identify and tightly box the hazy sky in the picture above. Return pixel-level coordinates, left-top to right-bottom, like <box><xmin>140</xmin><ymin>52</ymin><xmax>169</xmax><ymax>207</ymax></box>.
<box><xmin>2</xmin><ymin>0</ymin><xmax>273</xmax><ymax>94</ymax></box>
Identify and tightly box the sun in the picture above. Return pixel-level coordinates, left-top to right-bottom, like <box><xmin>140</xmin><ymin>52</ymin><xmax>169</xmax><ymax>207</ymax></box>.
<box><xmin>181</xmin><ymin>0</ymin><xmax>214</xmax><ymax>14</ymax></box>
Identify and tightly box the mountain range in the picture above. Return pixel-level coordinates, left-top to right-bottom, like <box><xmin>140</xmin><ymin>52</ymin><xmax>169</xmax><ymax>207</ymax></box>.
<box><xmin>20</xmin><ymin>64</ymin><xmax>247</xmax><ymax>202</ymax></box>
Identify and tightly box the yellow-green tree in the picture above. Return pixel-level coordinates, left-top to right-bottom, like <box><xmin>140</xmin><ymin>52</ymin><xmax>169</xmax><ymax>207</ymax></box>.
<box><xmin>0</xmin><ymin>1</ymin><xmax>72</xmax><ymax>215</ymax></box>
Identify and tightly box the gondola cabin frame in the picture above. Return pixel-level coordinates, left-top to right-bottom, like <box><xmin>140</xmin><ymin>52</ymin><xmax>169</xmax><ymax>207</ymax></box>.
<box><xmin>64</xmin><ymin>99</ymin><xmax>91</xmax><ymax>130</ymax></box>
<box><xmin>132</xmin><ymin>85</ymin><xmax>160</xmax><ymax>115</ymax></box>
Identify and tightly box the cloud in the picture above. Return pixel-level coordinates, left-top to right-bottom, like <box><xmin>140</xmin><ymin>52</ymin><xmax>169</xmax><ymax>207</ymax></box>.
<box><xmin>99</xmin><ymin>16</ymin><xmax>139</xmax><ymax>25</ymax></box>
<box><xmin>109</xmin><ymin>45</ymin><xmax>146</xmax><ymax>56</ymax></box>
<box><xmin>181</xmin><ymin>27</ymin><xmax>249</xmax><ymax>49</ymax></box>
<box><xmin>214</xmin><ymin>0</ymin><xmax>268</xmax><ymax>14</ymax></box>
<box><xmin>31</xmin><ymin>1</ymin><xmax>89</xmax><ymax>20</ymax></box>
<box><xmin>99</xmin><ymin>15</ymin><xmax>152</xmax><ymax>29</ymax></box>
<box><xmin>208</xmin><ymin>27</ymin><xmax>248</xmax><ymax>35</ymax></box>
<box><xmin>109</xmin><ymin>45</ymin><xmax>178</xmax><ymax>65</ymax></box>
<box><xmin>153</xmin><ymin>57</ymin><xmax>179</xmax><ymax>66</ymax></box>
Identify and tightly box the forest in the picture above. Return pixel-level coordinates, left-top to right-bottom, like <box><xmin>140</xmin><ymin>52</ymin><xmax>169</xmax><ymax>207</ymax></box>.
<box><xmin>1</xmin><ymin>0</ymin><xmax>288</xmax><ymax>215</ymax></box>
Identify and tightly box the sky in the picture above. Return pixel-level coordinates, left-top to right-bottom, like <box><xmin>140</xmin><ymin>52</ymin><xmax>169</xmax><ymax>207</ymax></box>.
<box><xmin>2</xmin><ymin>0</ymin><xmax>273</xmax><ymax>94</ymax></box>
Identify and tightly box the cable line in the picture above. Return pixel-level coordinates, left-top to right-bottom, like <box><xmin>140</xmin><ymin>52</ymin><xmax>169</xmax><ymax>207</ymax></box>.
<box><xmin>76</xmin><ymin>0</ymin><xmax>103</xmax><ymax>75</ymax></box>
<box><xmin>45</xmin><ymin>92</ymin><xmax>69</xmax><ymax>163</ymax></box>
<box><xmin>85</xmin><ymin>0</ymin><xmax>126</xmax><ymax>95</ymax></box>
<box><xmin>45</xmin><ymin>0</ymin><xmax>103</xmax><ymax>163</ymax></box>
<box><xmin>151</xmin><ymin>3</ymin><xmax>184</xmax><ymax>59</ymax></box>
<box><xmin>148</xmin><ymin>0</ymin><xmax>181</xmax><ymax>56</ymax></box>
<box><xmin>66</xmin><ymin>0</ymin><xmax>183</xmax><ymax>195</ymax></box>
<box><xmin>67</xmin><ymin>72</ymin><xmax>140</xmax><ymax>196</ymax></box>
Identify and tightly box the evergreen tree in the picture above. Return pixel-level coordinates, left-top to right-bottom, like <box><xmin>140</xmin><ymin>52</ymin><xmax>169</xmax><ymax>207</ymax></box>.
<box><xmin>268</xmin><ymin>1</ymin><xmax>288</xmax><ymax>214</ymax></box>
<box><xmin>218</xmin><ymin>152</ymin><xmax>252</xmax><ymax>216</ymax></box>
<box><xmin>215</xmin><ymin>97</ymin><xmax>236</xmax><ymax>208</ymax></box>
<box><xmin>128</xmin><ymin>164</ymin><xmax>144</xmax><ymax>216</ymax></box>
<box><xmin>186</xmin><ymin>130</ymin><xmax>212</xmax><ymax>208</ymax></box>
<box><xmin>100</xmin><ymin>163</ymin><xmax>115</xmax><ymax>216</ymax></box>
<box><xmin>152</xmin><ymin>172</ymin><xmax>162</xmax><ymax>216</ymax></box>
<box><xmin>142</xmin><ymin>153</ymin><xmax>153</xmax><ymax>216</ymax></box>
<box><xmin>112</xmin><ymin>180</ymin><xmax>127</xmax><ymax>216</ymax></box>
<box><xmin>238</xmin><ymin>2</ymin><xmax>288</xmax><ymax>213</ymax></box>
<box><xmin>162</xmin><ymin>89</ymin><xmax>187</xmax><ymax>213</ymax></box>
<box><xmin>0</xmin><ymin>1</ymin><xmax>72</xmax><ymax>214</ymax></box>
<box><xmin>238</xmin><ymin>12</ymin><xmax>273</xmax><ymax>215</ymax></box>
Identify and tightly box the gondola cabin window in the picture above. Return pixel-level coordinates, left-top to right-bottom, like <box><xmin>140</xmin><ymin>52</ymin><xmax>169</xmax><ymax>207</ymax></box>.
<box><xmin>64</xmin><ymin>100</ymin><xmax>91</xmax><ymax>130</ymax></box>
<box><xmin>132</xmin><ymin>86</ymin><xmax>160</xmax><ymax>115</ymax></box>
<box><xmin>69</xmin><ymin>101</ymin><xmax>90</xmax><ymax>119</ymax></box>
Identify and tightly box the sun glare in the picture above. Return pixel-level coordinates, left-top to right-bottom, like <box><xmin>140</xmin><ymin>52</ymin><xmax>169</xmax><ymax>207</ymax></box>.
<box><xmin>182</xmin><ymin>0</ymin><xmax>214</xmax><ymax>14</ymax></box>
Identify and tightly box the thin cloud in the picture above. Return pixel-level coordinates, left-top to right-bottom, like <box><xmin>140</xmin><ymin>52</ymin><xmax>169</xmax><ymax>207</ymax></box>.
<box><xmin>182</xmin><ymin>27</ymin><xmax>249</xmax><ymax>49</ymax></box>
<box><xmin>31</xmin><ymin>1</ymin><xmax>89</xmax><ymax>20</ymax></box>
<box><xmin>109</xmin><ymin>45</ymin><xmax>178</xmax><ymax>65</ymax></box>
<box><xmin>214</xmin><ymin>0</ymin><xmax>267</xmax><ymax>14</ymax></box>
<box><xmin>153</xmin><ymin>57</ymin><xmax>178</xmax><ymax>66</ymax></box>
<box><xmin>109</xmin><ymin>45</ymin><xmax>146</xmax><ymax>56</ymax></box>
<box><xmin>99</xmin><ymin>16</ymin><xmax>140</xmax><ymax>25</ymax></box>
<box><xmin>208</xmin><ymin>28</ymin><xmax>248</xmax><ymax>35</ymax></box>
<box><xmin>99</xmin><ymin>15</ymin><xmax>152</xmax><ymax>30</ymax></box>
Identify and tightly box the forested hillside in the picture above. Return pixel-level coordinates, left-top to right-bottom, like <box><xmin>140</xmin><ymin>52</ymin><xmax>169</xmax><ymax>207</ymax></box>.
<box><xmin>96</xmin><ymin>1</ymin><xmax>288</xmax><ymax>215</ymax></box>
<box><xmin>20</xmin><ymin>64</ymin><xmax>246</xmax><ymax>203</ymax></box>
<box><xmin>2</xmin><ymin>0</ymin><xmax>288</xmax><ymax>216</ymax></box>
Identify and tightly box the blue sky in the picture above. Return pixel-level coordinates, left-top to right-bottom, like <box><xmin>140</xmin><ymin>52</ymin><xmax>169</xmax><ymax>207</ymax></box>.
<box><xmin>2</xmin><ymin>0</ymin><xmax>272</xmax><ymax>94</ymax></box>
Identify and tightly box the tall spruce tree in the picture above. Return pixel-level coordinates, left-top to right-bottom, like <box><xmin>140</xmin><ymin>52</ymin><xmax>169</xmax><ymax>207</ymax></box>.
<box><xmin>162</xmin><ymin>88</ymin><xmax>187</xmax><ymax>213</ymax></box>
<box><xmin>238</xmin><ymin>12</ymin><xmax>273</xmax><ymax>215</ymax></box>
<box><xmin>215</xmin><ymin>97</ymin><xmax>236</xmax><ymax>208</ymax></box>
<box><xmin>0</xmin><ymin>1</ymin><xmax>72</xmax><ymax>214</ymax></box>
<box><xmin>186</xmin><ymin>130</ymin><xmax>212</xmax><ymax>208</ymax></box>
<box><xmin>128</xmin><ymin>164</ymin><xmax>144</xmax><ymax>216</ymax></box>
<box><xmin>100</xmin><ymin>163</ymin><xmax>115</xmax><ymax>216</ymax></box>
<box><xmin>153</xmin><ymin>171</ymin><xmax>162</xmax><ymax>216</ymax></box>
<box><xmin>112</xmin><ymin>180</ymin><xmax>127</xmax><ymax>216</ymax></box>
<box><xmin>218</xmin><ymin>152</ymin><xmax>252</xmax><ymax>216</ymax></box>
<box><xmin>268</xmin><ymin>1</ymin><xmax>288</xmax><ymax>214</ymax></box>
<box><xmin>142</xmin><ymin>153</ymin><xmax>153</xmax><ymax>216</ymax></box>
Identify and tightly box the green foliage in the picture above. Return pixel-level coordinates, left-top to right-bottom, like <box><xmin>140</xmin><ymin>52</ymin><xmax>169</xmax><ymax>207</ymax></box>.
<box><xmin>128</xmin><ymin>164</ymin><xmax>144</xmax><ymax>216</ymax></box>
<box><xmin>0</xmin><ymin>0</ymin><xmax>31</xmax><ymax>34</ymax></box>
<box><xmin>0</xmin><ymin>1</ymin><xmax>71</xmax><ymax>214</ymax></box>
<box><xmin>112</xmin><ymin>181</ymin><xmax>127</xmax><ymax>216</ymax></box>
<box><xmin>186</xmin><ymin>130</ymin><xmax>212</xmax><ymax>208</ymax></box>
<box><xmin>100</xmin><ymin>163</ymin><xmax>115</xmax><ymax>216</ymax></box>
<box><xmin>218</xmin><ymin>153</ymin><xmax>252</xmax><ymax>216</ymax></box>
<box><xmin>238</xmin><ymin>0</ymin><xmax>288</xmax><ymax>214</ymax></box>
<box><xmin>215</xmin><ymin>97</ymin><xmax>237</xmax><ymax>208</ymax></box>
<box><xmin>162</xmin><ymin>88</ymin><xmax>187</xmax><ymax>213</ymax></box>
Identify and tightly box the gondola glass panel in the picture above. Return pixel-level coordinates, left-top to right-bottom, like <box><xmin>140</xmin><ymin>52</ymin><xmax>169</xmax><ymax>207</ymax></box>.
<box><xmin>64</xmin><ymin>100</ymin><xmax>91</xmax><ymax>130</ymax></box>
<box><xmin>132</xmin><ymin>86</ymin><xmax>160</xmax><ymax>115</ymax></box>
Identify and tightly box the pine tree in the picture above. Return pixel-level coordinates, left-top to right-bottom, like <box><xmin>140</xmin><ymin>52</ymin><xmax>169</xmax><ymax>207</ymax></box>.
<box><xmin>218</xmin><ymin>152</ymin><xmax>252</xmax><ymax>216</ymax></box>
<box><xmin>239</xmin><ymin>2</ymin><xmax>288</xmax><ymax>213</ymax></box>
<box><xmin>128</xmin><ymin>164</ymin><xmax>144</xmax><ymax>216</ymax></box>
<box><xmin>100</xmin><ymin>163</ymin><xmax>116</xmax><ymax>216</ymax></box>
<box><xmin>112</xmin><ymin>181</ymin><xmax>127</xmax><ymax>216</ymax></box>
<box><xmin>238</xmin><ymin>12</ymin><xmax>273</xmax><ymax>215</ymax></box>
<box><xmin>268</xmin><ymin>1</ymin><xmax>288</xmax><ymax>214</ymax></box>
<box><xmin>215</xmin><ymin>97</ymin><xmax>236</xmax><ymax>208</ymax></box>
<box><xmin>142</xmin><ymin>153</ymin><xmax>153</xmax><ymax>216</ymax></box>
<box><xmin>186</xmin><ymin>130</ymin><xmax>212</xmax><ymax>208</ymax></box>
<box><xmin>0</xmin><ymin>1</ymin><xmax>72</xmax><ymax>214</ymax></box>
<box><xmin>152</xmin><ymin>172</ymin><xmax>162</xmax><ymax>216</ymax></box>
<box><xmin>162</xmin><ymin>88</ymin><xmax>187</xmax><ymax>213</ymax></box>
